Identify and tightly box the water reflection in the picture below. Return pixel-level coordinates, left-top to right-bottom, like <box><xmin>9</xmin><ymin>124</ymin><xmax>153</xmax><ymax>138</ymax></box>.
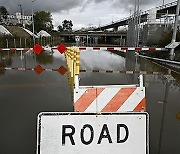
<box><xmin>0</xmin><ymin>52</ymin><xmax>13</xmax><ymax>66</ymax></box>
<box><xmin>0</xmin><ymin>52</ymin><xmax>12</xmax><ymax>75</ymax></box>
<box><xmin>0</xmin><ymin>49</ymin><xmax>72</xmax><ymax>154</ymax></box>
<box><xmin>125</xmin><ymin>51</ymin><xmax>138</xmax><ymax>84</ymax></box>
<box><xmin>80</xmin><ymin>50</ymin><xmax>125</xmax><ymax>71</ymax></box>
<box><xmin>0</xmin><ymin>49</ymin><xmax>57</xmax><ymax>76</ymax></box>
<box><xmin>136</xmin><ymin>57</ymin><xmax>180</xmax><ymax>154</ymax></box>
<box><xmin>36</xmin><ymin>51</ymin><xmax>54</xmax><ymax>65</ymax></box>
<box><xmin>158</xmin><ymin>75</ymin><xmax>174</xmax><ymax>154</ymax></box>
<box><xmin>92</xmin><ymin>50</ymin><xmax>180</xmax><ymax>154</ymax></box>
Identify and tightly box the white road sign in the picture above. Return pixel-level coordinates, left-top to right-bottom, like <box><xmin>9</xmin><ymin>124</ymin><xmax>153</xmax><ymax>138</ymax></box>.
<box><xmin>37</xmin><ymin>112</ymin><xmax>149</xmax><ymax>154</ymax></box>
<box><xmin>75</xmin><ymin>36</ymin><xmax>80</xmax><ymax>42</ymax></box>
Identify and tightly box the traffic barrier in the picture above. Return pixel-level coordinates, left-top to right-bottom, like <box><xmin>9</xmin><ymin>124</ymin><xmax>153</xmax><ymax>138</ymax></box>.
<box><xmin>74</xmin><ymin>86</ymin><xmax>146</xmax><ymax>112</ymax></box>
<box><xmin>0</xmin><ymin>67</ymin><xmax>165</xmax><ymax>75</ymax></box>
<box><xmin>0</xmin><ymin>43</ymin><xmax>148</xmax><ymax>113</ymax></box>
<box><xmin>0</xmin><ymin>46</ymin><xmax>167</xmax><ymax>52</ymax></box>
<box><xmin>0</xmin><ymin>48</ymin><xmax>31</xmax><ymax>51</ymax></box>
<box><xmin>69</xmin><ymin>44</ymin><xmax>147</xmax><ymax>112</ymax></box>
<box><xmin>0</xmin><ymin>66</ymin><xmax>67</xmax><ymax>75</ymax></box>
<box><xmin>79</xmin><ymin>69</ymin><xmax>163</xmax><ymax>75</ymax></box>
<box><xmin>78</xmin><ymin>47</ymin><xmax>167</xmax><ymax>51</ymax></box>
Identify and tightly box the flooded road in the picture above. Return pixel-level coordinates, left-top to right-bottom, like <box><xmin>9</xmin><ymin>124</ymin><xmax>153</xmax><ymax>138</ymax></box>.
<box><xmin>0</xmin><ymin>49</ymin><xmax>180</xmax><ymax>154</ymax></box>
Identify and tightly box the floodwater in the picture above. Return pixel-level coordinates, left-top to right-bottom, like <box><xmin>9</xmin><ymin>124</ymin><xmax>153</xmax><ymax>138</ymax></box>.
<box><xmin>0</xmin><ymin>49</ymin><xmax>180</xmax><ymax>154</ymax></box>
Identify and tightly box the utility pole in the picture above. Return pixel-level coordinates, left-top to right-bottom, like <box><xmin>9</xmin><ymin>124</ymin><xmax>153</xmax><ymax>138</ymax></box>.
<box><xmin>32</xmin><ymin>0</ymin><xmax>36</xmax><ymax>45</ymax></box>
<box><xmin>134</xmin><ymin>0</ymin><xmax>140</xmax><ymax>47</ymax></box>
<box><xmin>136</xmin><ymin>0</ymin><xmax>140</xmax><ymax>47</ymax></box>
<box><xmin>169</xmin><ymin>0</ymin><xmax>180</xmax><ymax>60</ymax></box>
<box><xmin>18</xmin><ymin>4</ymin><xmax>23</xmax><ymax>26</ymax></box>
<box><xmin>22</xmin><ymin>8</ymin><xmax>30</xmax><ymax>28</ymax></box>
<box><xmin>163</xmin><ymin>0</ymin><xmax>165</xmax><ymax>5</ymax></box>
<box><xmin>134</xmin><ymin>0</ymin><xmax>137</xmax><ymax>47</ymax></box>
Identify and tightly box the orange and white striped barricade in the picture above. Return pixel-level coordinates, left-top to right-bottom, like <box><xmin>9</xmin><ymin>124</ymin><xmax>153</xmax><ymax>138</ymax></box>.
<box><xmin>74</xmin><ymin>75</ymin><xmax>146</xmax><ymax>112</ymax></box>
<box><xmin>64</xmin><ymin>46</ymin><xmax>146</xmax><ymax>112</ymax></box>
<box><xmin>74</xmin><ymin>85</ymin><xmax>145</xmax><ymax>112</ymax></box>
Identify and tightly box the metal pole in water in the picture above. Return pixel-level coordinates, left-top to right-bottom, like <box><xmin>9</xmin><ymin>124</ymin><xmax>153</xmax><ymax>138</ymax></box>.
<box><xmin>170</xmin><ymin>0</ymin><xmax>180</xmax><ymax>60</ymax></box>
<box><xmin>134</xmin><ymin>0</ymin><xmax>137</xmax><ymax>46</ymax></box>
<box><xmin>75</xmin><ymin>75</ymin><xmax>79</xmax><ymax>90</ymax></box>
<box><xmin>87</xmin><ymin>35</ymin><xmax>89</xmax><ymax>46</ymax></box>
<box><xmin>6</xmin><ymin>39</ymin><xmax>8</xmax><ymax>48</ymax></box>
<box><xmin>139</xmin><ymin>74</ymin><xmax>144</xmax><ymax>87</ymax></box>
<box><xmin>158</xmin><ymin>81</ymin><xmax>170</xmax><ymax>154</ymax></box>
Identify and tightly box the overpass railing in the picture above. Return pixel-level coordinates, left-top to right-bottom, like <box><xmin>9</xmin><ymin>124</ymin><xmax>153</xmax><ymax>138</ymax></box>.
<box><xmin>94</xmin><ymin>0</ymin><xmax>178</xmax><ymax>30</ymax></box>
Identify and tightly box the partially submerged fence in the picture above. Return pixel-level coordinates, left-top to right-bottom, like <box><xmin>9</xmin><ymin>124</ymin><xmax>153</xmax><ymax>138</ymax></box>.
<box><xmin>2</xmin><ymin>43</ymin><xmax>173</xmax><ymax>112</ymax></box>
<box><xmin>0</xmin><ymin>36</ymin><xmax>62</xmax><ymax>48</ymax></box>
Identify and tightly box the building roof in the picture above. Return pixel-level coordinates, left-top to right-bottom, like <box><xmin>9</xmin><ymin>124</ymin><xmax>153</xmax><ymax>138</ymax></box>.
<box><xmin>23</xmin><ymin>28</ymin><xmax>39</xmax><ymax>38</ymax></box>
<box><xmin>37</xmin><ymin>30</ymin><xmax>51</xmax><ymax>37</ymax></box>
<box><xmin>0</xmin><ymin>25</ymin><xmax>12</xmax><ymax>35</ymax></box>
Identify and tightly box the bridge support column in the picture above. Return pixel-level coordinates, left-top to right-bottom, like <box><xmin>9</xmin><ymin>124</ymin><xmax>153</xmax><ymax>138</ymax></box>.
<box><xmin>127</xmin><ymin>20</ymin><xmax>136</xmax><ymax>46</ymax></box>
<box><xmin>94</xmin><ymin>37</ymin><xmax>98</xmax><ymax>46</ymax></box>
<box><xmin>120</xmin><ymin>35</ymin><xmax>123</xmax><ymax>46</ymax></box>
<box><xmin>86</xmin><ymin>35</ymin><xmax>89</xmax><ymax>46</ymax></box>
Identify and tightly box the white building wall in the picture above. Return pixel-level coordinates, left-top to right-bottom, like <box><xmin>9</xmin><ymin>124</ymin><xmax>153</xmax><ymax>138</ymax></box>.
<box><xmin>5</xmin><ymin>12</ymin><xmax>32</xmax><ymax>26</ymax></box>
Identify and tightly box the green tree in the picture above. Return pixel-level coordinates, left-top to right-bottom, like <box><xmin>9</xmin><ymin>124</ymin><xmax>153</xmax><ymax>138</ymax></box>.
<box><xmin>57</xmin><ymin>25</ymin><xmax>63</xmax><ymax>32</ymax></box>
<box><xmin>62</xmin><ymin>20</ymin><xmax>73</xmax><ymax>32</ymax></box>
<box><xmin>28</xmin><ymin>11</ymin><xmax>53</xmax><ymax>33</ymax></box>
<box><xmin>0</xmin><ymin>6</ymin><xmax>9</xmax><ymax>23</ymax></box>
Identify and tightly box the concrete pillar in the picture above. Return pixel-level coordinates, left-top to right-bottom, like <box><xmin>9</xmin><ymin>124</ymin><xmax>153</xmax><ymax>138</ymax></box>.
<box><xmin>148</xmin><ymin>8</ymin><xmax>157</xmax><ymax>24</ymax></box>
<box><xmin>127</xmin><ymin>19</ymin><xmax>136</xmax><ymax>46</ymax></box>
<box><xmin>120</xmin><ymin>35</ymin><xmax>123</xmax><ymax>46</ymax></box>
<box><xmin>86</xmin><ymin>35</ymin><xmax>89</xmax><ymax>46</ymax></box>
<box><xmin>94</xmin><ymin>37</ymin><xmax>98</xmax><ymax>45</ymax></box>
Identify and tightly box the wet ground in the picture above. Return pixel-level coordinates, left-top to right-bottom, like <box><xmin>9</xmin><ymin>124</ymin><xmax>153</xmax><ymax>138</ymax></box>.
<box><xmin>0</xmin><ymin>49</ymin><xmax>180</xmax><ymax>154</ymax></box>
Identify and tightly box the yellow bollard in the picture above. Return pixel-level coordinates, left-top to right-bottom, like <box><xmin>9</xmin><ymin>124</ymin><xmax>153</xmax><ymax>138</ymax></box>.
<box><xmin>64</xmin><ymin>46</ymin><xmax>81</xmax><ymax>101</ymax></box>
<box><xmin>75</xmin><ymin>48</ymin><xmax>80</xmax><ymax>75</ymax></box>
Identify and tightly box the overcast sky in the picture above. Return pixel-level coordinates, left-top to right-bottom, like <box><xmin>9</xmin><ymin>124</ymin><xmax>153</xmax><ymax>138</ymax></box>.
<box><xmin>0</xmin><ymin>0</ymin><xmax>175</xmax><ymax>30</ymax></box>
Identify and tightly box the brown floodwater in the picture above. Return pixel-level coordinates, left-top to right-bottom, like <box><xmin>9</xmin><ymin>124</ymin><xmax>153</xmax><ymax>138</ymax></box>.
<box><xmin>0</xmin><ymin>49</ymin><xmax>180</xmax><ymax>154</ymax></box>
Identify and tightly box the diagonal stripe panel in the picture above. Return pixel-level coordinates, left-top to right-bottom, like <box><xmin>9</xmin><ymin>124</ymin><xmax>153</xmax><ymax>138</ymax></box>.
<box><xmin>102</xmin><ymin>88</ymin><xmax>136</xmax><ymax>112</ymax></box>
<box><xmin>85</xmin><ymin>88</ymin><xmax>120</xmax><ymax>112</ymax></box>
<box><xmin>74</xmin><ymin>88</ymin><xmax>87</xmax><ymax>102</ymax></box>
<box><xmin>117</xmin><ymin>87</ymin><xmax>145</xmax><ymax>112</ymax></box>
<box><xmin>74</xmin><ymin>88</ymin><xmax>104</xmax><ymax>112</ymax></box>
<box><xmin>134</xmin><ymin>98</ymin><xmax>146</xmax><ymax>111</ymax></box>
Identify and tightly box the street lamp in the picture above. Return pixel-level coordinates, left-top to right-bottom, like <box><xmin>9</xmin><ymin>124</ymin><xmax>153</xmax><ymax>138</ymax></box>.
<box><xmin>18</xmin><ymin>4</ymin><xmax>23</xmax><ymax>25</ymax></box>
<box><xmin>32</xmin><ymin>0</ymin><xmax>36</xmax><ymax>44</ymax></box>
<box><xmin>23</xmin><ymin>8</ymin><xmax>31</xmax><ymax>28</ymax></box>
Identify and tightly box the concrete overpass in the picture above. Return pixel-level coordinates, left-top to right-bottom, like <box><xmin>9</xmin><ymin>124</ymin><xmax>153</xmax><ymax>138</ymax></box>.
<box><xmin>59</xmin><ymin>31</ymin><xmax>127</xmax><ymax>37</ymax></box>
<box><xmin>59</xmin><ymin>31</ymin><xmax>127</xmax><ymax>46</ymax></box>
<box><xmin>93</xmin><ymin>1</ymin><xmax>177</xmax><ymax>31</ymax></box>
